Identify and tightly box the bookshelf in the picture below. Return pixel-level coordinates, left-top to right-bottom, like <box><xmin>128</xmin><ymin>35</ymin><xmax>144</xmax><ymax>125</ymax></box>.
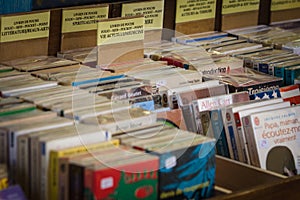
<box><xmin>0</xmin><ymin>0</ymin><xmax>300</xmax><ymax>199</ymax></box>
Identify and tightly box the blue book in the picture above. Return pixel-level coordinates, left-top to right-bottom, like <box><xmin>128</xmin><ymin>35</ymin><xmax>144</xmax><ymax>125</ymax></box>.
<box><xmin>209</xmin><ymin>109</ymin><xmax>230</xmax><ymax>158</ymax></box>
<box><xmin>148</xmin><ymin>140</ymin><xmax>216</xmax><ymax>200</ymax></box>
<box><xmin>0</xmin><ymin>185</ymin><xmax>27</xmax><ymax>200</ymax></box>
<box><xmin>285</xmin><ymin>65</ymin><xmax>300</xmax><ymax>86</ymax></box>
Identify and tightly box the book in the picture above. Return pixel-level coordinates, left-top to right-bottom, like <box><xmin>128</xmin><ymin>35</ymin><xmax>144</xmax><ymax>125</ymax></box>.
<box><xmin>285</xmin><ymin>65</ymin><xmax>300</xmax><ymax>86</ymax></box>
<box><xmin>249</xmin><ymin>88</ymin><xmax>281</xmax><ymax>100</ymax></box>
<box><xmin>2</xmin><ymin>56</ymin><xmax>78</xmax><ymax>72</ymax></box>
<box><xmin>203</xmin><ymin>67</ymin><xmax>283</xmax><ymax>95</ymax></box>
<box><xmin>5</xmin><ymin>117</ymin><xmax>73</xmax><ymax>184</ymax></box>
<box><xmin>195</xmin><ymin>92</ymin><xmax>250</xmax><ymax>159</ymax></box>
<box><xmin>127</xmin><ymin>131</ymin><xmax>216</xmax><ymax>200</ymax></box>
<box><xmin>37</xmin><ymin>124</ymin><xmax>112</xmax><ymax>200</ymax></box>
<box><xmin>242</xmin><ymin>106</ymin><xmax>300</xmax><ymax>176</ymax></box>
<box><xmin>84</xmin><ymin>152</ymin><xmax>159</xmax><ymax>200</ymax></box>
<box><xmin>223</xmin><ymin>98</ymin><xmax>284</xmax><ymax>162</ymax></box>
<box><xmin>279</xmin><ymin>84</ymin><xmax>300</xmax><ymax>105</ymax></box>
<box><xmin>50</xmin><ymin>140</ymin><xmax>119</xmax><ymax>200</ymax></box>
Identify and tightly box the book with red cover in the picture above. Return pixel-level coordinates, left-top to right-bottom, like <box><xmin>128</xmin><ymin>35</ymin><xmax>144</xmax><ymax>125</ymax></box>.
<box><xmin>84</xmin><ymin>154</ymin><xmax>159</xmax><ymax>200</ymax></box>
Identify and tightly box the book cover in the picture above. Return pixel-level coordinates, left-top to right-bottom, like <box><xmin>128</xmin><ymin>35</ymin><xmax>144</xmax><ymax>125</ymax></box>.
<box><xmin>85</xmin><ymin>155</ymin><xmax>159</xmax><ymax>200</ymax></box>
<box><xmin>249</xmin><ymin>88</ymin><xmax>281</xmax><ymax>100</ymax></box>
<box><xmin>149</xmin><ymin>138</ymin><xmax>216</xmax><ymax>200</ymax></box>
<box><xmin>242</xmin><ymin>106</ymin><xmax>300</xmax><ymax>176</ymax></box>
<box><xmin>234</xmin><ymin>101</ymin><xmax>291</xmax><ymax>165</ymax></box>
<box><xmin>49</xmin><ymin>140</ymin><xmax>119</xmax><ymax>200</ymax></box>
<box><xmin>279</xmin><ymin>84</ymin><xmax>300</xmax><ymax>105</ymax></box>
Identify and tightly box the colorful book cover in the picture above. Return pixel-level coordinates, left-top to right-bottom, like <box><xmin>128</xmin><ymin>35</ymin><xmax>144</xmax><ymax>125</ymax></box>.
<box><xmin>49</xmin><ymin>140</ymin><xmax>119</xmax><ymax>200</ymax></box>
<box><xmin>149</xmin><ymin>140</ymin><xmax>215</xmax><ymax>200</ymax></box>
<box><xmin>242</xmin><ymin>106</ymin><xmax>300</xmax><ymax>176</ymax></box>
<box><xmin>249</xmin><ymin>88</ymin><xmax>281</xmax><ymax>100</ymax></box>
<box><xmin>84</xmin><ymin>155</ymin><xmax>159</xmax><ymax>200</ymax></box>
<box><xmin>209</xmin><ymin>109</ymin><xmax>230</xmax><ymax>158</ymax></box>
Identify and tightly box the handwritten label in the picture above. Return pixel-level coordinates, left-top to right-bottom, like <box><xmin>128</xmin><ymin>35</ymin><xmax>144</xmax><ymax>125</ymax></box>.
<box><xmin>222</xmin><ymin>0</ymin><xmax>260</xmax><ymax>14</ymax></box>
<box><xmin>62</xmin><ymin>6</ymin><xmax>109</xmax><ymax>33</ymax></box>
<box><xmin>0</xmin><ymin>11</ymin><xmax>50</xmax><ymax>43</ymax></box>
<box><xmin>101</xmin><ymin>177</ymin><xmax>114</xmax><ymax>189</ymax></box>
<box><xmin>271</xmin><ymin>0</ymin><xmax>300</xmax><ymax>11</ymax></box>
<box><xmin>176</xmin><ymin>0</ymin><xmax>216</xmax><ymax>23</ymax></box>
<box><xmin>97</xmin><ymin>16</ymin><xmax>144</xmax><ymax>46</ymax></box>
<box><xmin>122</xmin><ymin>0</ymin><xmax>164</xmax><ymax>30</ymax></box>
<box><xmin>165</xmin><ymin>156</ymin><xmax>177</xmax><ymax>169</ymax></box>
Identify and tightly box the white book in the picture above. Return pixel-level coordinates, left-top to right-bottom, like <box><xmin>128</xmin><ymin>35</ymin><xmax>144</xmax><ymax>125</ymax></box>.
<box><xmin>234</xmin><ymin>101</ymin><xmax>290</xmax><ymax>164</ymax></box>
<box><xmin>38</xmin><ymin>124</ymin><xmax>110</xmax><ymax>200</ymax></box>
<box><xmin>242</xmin><ymin>106</ymin><xmax>300</xmax><ymax>176</ymax></box>
<box><xmin>224</xmin><ymin>98</ymin><xmax>284</xmax><ymax>163</ymax></box>
<box><xmin>7</xmin><ymin>117</ymin><xmax>73</xmax><ymax>182</ymax></box>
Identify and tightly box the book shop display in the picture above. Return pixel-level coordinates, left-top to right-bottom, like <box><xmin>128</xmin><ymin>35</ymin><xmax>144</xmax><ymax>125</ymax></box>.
<box><xmin>1</xmin><ymin>0</ymin><xmax>300</xmax><ymax>199</ymax></box>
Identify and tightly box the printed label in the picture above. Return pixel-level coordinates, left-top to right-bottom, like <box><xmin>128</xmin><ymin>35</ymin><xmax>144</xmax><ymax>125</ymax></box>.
<box><xmin>62</xmin><ymin>6</ymin><xmax>109</xmax><ymax>33</ymax></box>
<box><xmin>101</xmin><ymin>177</ymin><xmax>114</xmax><ymax>190</ymax></box>
<box><xmin>97</xmin><ymin>16</ymin><xmax>144</xmax><ymax>46</ymax></box>
<box><xmin>271</xmin><ymin>0</ymin><xmax>300</xmax><ymax>11</ymax></box>
<box><xmin>0</xmin><ymin>11</ymin><xmax>50</xmax><ymax>43</ymax></box>
<box><xmin>122</xmin><ymin>0</ymin><xmax>164</xmax><ymax>30</ymax></box>
<box><xmin>222</xmin><ymin>0</ymin><xmax>260</xmax><ymax>14</ymax></box>
<box><xmin>176</xmin><ymin>0</ymin><xmax>216</xmax><ymax>23</ymax></box>
<box><xmin>165</xmin><ymin>156</ymin><xmax>177</xmax><ymax>169</ymax></box>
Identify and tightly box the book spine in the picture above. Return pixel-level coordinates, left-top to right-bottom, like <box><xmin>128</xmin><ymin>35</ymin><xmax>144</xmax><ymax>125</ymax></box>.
<box><xmin>8</xmin><ymin>132</ymin><xmax>16</xmax><ymax>183</ymax></box>
<box><xmin>40</xmin><ymin>142</ymin><xmax>47</xmax><ymax>200</ymax></box>
<box><xmin>69</xmin><ymin>164</ymin><xmax>84</xmax><ymax>200</ymax></box>
<box><xmin>0</xmin><ymin>130</ymin><xmax>7</xmax><ymax>165</ymax></box>
<box><xmin>49</xmin><ymin>151</ymin><xmax>59</xmax><ymax>200</ymax></box>
<box><xmin>181</xmin><ymin>104</ymin><xmax>197</xmax><ymax>133</ymax></box>
<box><xmin>274</xmin><ymin>66</ymin><xmax>285</xmax><ymax>79</ymax></box>
<box><xmin>59</xmin><ymin>158</ymin><xmax>70</xmax><ymax>200</ymax></box>
<box><xmin>242</xmin><ymin>116</ymin><xmax>260</xmax><ymax>167</ymax></box>
<box><xmin>234</xmin><ymin>113</ymin><xmax>250</xmax><ymax>164</ymax></box>
<box><xmin>30</xmin><ymin>137</ymin><xmax>40</xmax><ymax>199</ymax></box>
<box><xmin>258</xmin><ymin>63</ymin><xmax>269</xmax><ymax>74</ymax></box>
<box><xmin>84</xmin><ymin>168</ymin><xmax>93</xmax><ymax>200</ymax></box>
<box><xmin>17</xmin><ymin>136</ymin><xmax>29</xmax><ymax>196</ymax></box>
<box><xmin>210</xmin><ymin>110</ymin><xmax>230</xmax><ymax>158</ymax></box>
<box><xmin>285</xmin><ymin>69</ymin><xmax>293</xmax><ymax>86</ymax></box>
<box><xmin>224</xmin><ymin>110</ymin><xmax>245</xmax><ymax>162</ymax></box>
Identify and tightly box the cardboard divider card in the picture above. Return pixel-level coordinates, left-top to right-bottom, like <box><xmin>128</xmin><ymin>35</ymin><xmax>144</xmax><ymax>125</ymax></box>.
<box><xmin>0</xmin><ymin>11</ymin><xmax>50</xmax><ymax>62</ymax></box>
<box><xmin>221</xmin><ymin>0</ymin><xmax>260</xmax><ymax>30</ymax></box>
<box><xmin>97</xmin><ymin>16</ymin><xmax>144</xmax><ymax>66</ymax></box>
<box><xmin>61</xmin><ymin>5</ymin><xmax>109</xmax><ymax>51</ymax></box>
<box><xmin>121</xmin><ymin>0</ymin><xmax>164</xmax><ymax>42</ymax></box>
<box><xmin>270</xmin><ymin>0</ymin><xmax>300</xmax><ymax>22</ymax></box>
<box><xmin>175</xmin><ymin>0</ymin><xmax>217</xmax><ymax>35</ymax></box>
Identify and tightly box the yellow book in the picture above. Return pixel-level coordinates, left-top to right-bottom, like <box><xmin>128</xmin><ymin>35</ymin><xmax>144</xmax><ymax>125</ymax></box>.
<box><xmin>48</xmin><ymin>139</ymin><xmax>119</xmax><ymax>200</ymax></box>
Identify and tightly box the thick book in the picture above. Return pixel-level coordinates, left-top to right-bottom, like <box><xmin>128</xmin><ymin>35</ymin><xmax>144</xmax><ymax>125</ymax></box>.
<box><xmin>242</xmin><ymin>106</ymin><xmax>300</xmax><ymax>175</ymax></box>
<box><xmin>133</xmin><ymin>133</ymin><xmax>216</xmax><ymax>200</ymax></box>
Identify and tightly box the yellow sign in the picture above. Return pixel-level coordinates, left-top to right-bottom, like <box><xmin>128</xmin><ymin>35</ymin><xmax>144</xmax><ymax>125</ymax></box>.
<box><xmin>176</xmin><ymin>0</ymin><xmax>216</xmax><ymax>23</ymax></box>
<box><xmin>97</xmin><ymin>16</ymin><xmax>144</xmax><ymax>46</ymax></box>
<box><xmin>271</xmin><ymin>0</ymin><xmax>300</xmax><ymax>11</ymax></box>
<box><xmin>62</xmin><ymin>6</ymin><xmax>109</xmax><ymax>33</ymax></box>
<box><xmin>222</xmin><ymin>0</ymin><xmax>260</xmax><ymax>14</ymax></box>
<box><xmin>0</xmin><ymin>11</ymin><xmax>50</xmax><ymax>43</ymax></box>
<box><xmin>122</xmin><ymin>0</ymin><xmax>164</xmax><ymax>30</ymax></box>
